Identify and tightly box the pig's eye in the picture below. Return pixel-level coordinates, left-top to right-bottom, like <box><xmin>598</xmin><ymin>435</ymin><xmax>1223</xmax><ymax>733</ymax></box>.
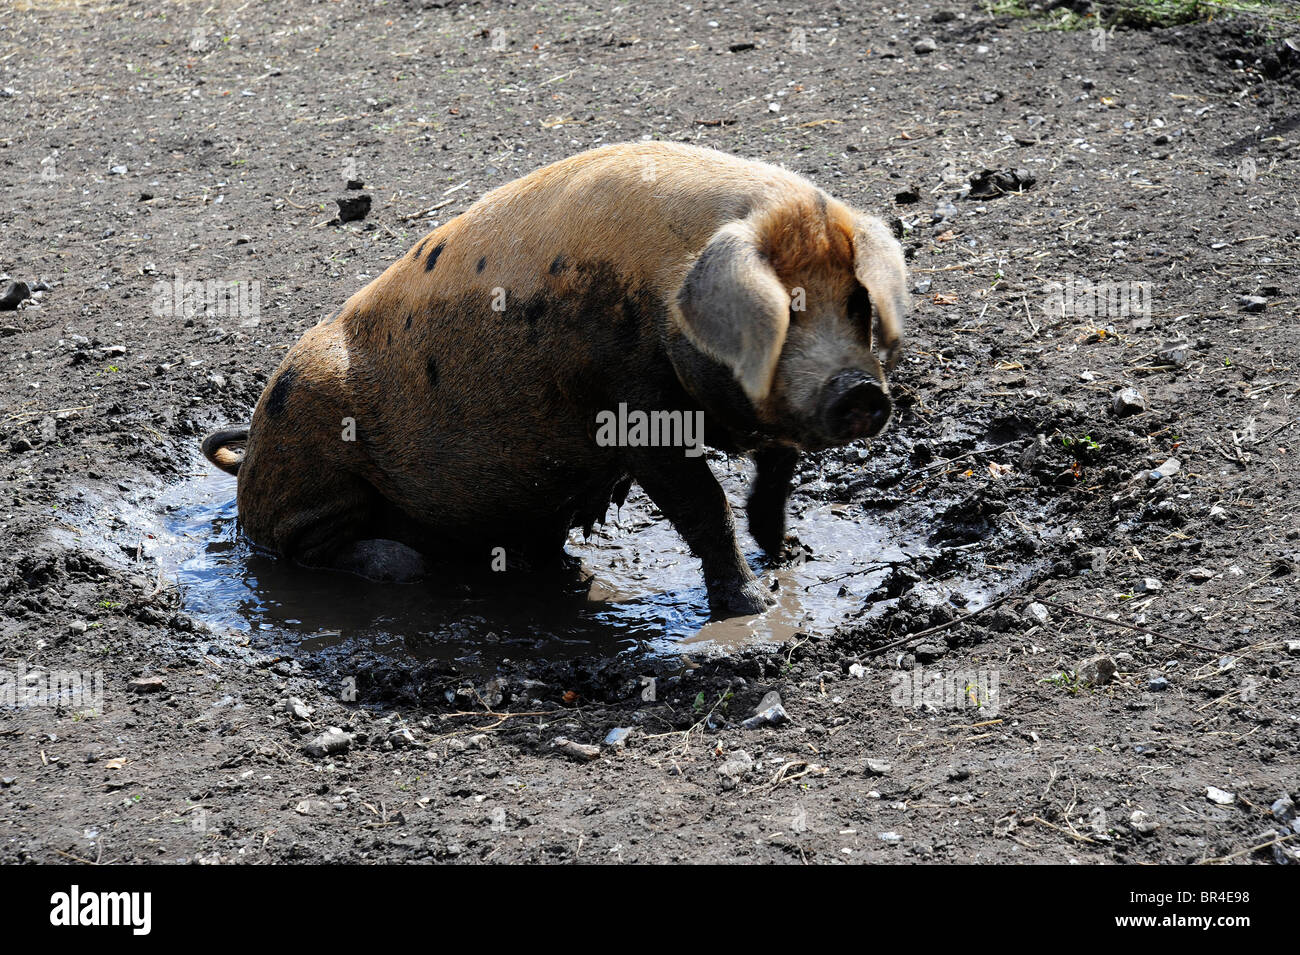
<box><xmin>847</xmin><ymin>286</ymin><xmax>873</xmax><ymax>328</ymax></box>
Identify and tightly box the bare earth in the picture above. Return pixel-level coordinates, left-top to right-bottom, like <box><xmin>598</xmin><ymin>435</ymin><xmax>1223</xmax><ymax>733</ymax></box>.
<box><xmin>1</xmin><ymin>0</ymin><xmax>1297</xmax><ymax>864</ymax></box>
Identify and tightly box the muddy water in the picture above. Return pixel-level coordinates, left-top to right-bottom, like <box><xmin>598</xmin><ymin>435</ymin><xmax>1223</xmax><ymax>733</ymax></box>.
<box><xmin>138</xmin><ymin>458</ymin><xmax>945</xmax><ymax>669</ymax></box>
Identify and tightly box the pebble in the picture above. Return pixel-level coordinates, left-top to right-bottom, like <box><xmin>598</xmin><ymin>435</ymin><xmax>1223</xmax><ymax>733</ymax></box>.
<box><xmin>335</xmin><ymin>194</ymin><xmax>372</xmax><ymax>223</ymax></box>
<box><xmin>913</xmin><ymin>641</ymin><xmax>946</xmax><ymax>662</ymax></box>
<box><xmin>284</xmin><ymin>696</ymin><xmax>313</xmax><ymax>720</ymax></box>
<box><xmin>1237</xmin><ymin>295</ymin><xmax>1267</xmax><ymax>313</ymax></box>
<box><xmin>1147</xmin><ymin>458</ymin><xmax>1180</xmax><ymax>482</ymax></box>
<box><xmin>603</xmin><ymin>726</ymin><xmax>633</xmax><ymax>749</ymax></box>
<box><xmin>0</xmin><ymin>280</ymin><xmax>31</xmax><ymax>310</ymax></box>
<box><xmin>1157</xmin><ymin>339</ymin><xmax>1190</xmax><ymax>365</ymax></box>
<box><xmin>878</xmin><ymin>831</ymin><xmax>903</xmax><ymax>844</ymax></box>
<box><xmin>1186</xmin><ymin>567</ymin><xmax>1216</xmax><ymax>582</ymax></box>
<box><xmin>1148</xmin><ymin>676</ymin><xmax>1169</xmax><ymax>692</ymax></box>
<box><xmin>848</xmin><ymin>663</ymin><xmax>867</xmax><ymax>679</ymax></box>
<box><xmin>388</xmin><ymin>727</ymin><xmax>419</xmax><ymax>749</ymax></box>
<box><xmin>931</xmin><ymin>201</ymin><xmax>957</xmax><ymax>223</ymax></box>
<box><xmin>1024</xmin><ymin>602</ymin><xmax>1050</xmax><ymax>625</ymax></box>
<box><xmin>1271</xmin><ymin>794</ymin><xmax>1297</xmax><ymax>826</ymax></box>
<box><xmin>304</xmin><ymin>727</ymin><xmax>353</xmax><ymax>758</ymax></box>
<box><xmin>128</xmin><ymin>676</ymin><xmax>166</xmax><ymax>694</ymax></box>
<box><xmin>1206</xmin><ymin>786</ymin><xmax>1235</xmax><ymax>806</ymax></box>
<box><xmin>1286</xmin><ymin>640</ymin><xmax>1300</xmax><ymax>655</ymax></box>
<box><xmin>1077</xmin><ymin>655</ymin><xmax>1116</xmax><ymax>686</ymax></box>
<box><xmin>717</xmin><ymin>750</ymin><xmax>753</xmax><ymax>789</ymax></box>
<box><xmin>1112</xmin><ymin>386</ymin><xmax>1147</xmax><ymax>417</ymax></box>
<box><xmin>742</xmin><ymin>691</ymin><xmax>789</xmax><ymax>729</ymax></box>
<box><xmin>913</xmin><ymin>36</ymin><xmax>938</xmax><ymax>55</ymax></box>
<box><xmin>864</xmin><ymin>758</ymin><xmax>892</xmax><ymax>776</ymax></box>
<box><xmin>1129</xmin><ymin>810</ymin><xmax>1158</xmax><ymax>834</ymax></box>
<box><xmin>743</xmin><ymin>700</ymin><xmax>789</xmax><ymax>729</ymax></box>
<box><xmin>1137</xmin><ymin>577</ymin><xmax>1163</xmax><ymax>593</ymax></box>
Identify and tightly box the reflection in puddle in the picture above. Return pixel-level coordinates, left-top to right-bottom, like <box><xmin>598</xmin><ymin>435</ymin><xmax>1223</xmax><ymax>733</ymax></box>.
<box><xmin>152</xmin><ymin>463</ymin><xmax>937</xmax><ymax>667</ymax></box>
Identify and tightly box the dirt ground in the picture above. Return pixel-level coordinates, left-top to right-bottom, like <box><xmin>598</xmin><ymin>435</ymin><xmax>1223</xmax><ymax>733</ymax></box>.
<box><xmin>1</xmin><ymin>0</ymin><xmax>1297</xmax><ymax>865</ymax></box>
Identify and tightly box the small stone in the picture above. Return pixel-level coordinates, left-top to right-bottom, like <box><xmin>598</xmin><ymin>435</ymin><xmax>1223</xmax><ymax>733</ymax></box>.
<box><xmin>335</xmin><ymin>194</ymin><xmax>372</xmax><ymax>223</ymax></box>
<box><xmin>0</xmin><ymin>281</ymin><xmax>31</xmax><ymax>310</ymax></box>
<box><xmin>1148</xmin><ymin>676</ymin><xmax>1170</xmax><ymax>692</ymax></box>
<box><xmin>9</xmin><ymin>437</ymin><xmax>33</xmax><ymax>453</ymax></box>
<box><xmin>128</xmin><ymin>676</ymin><xmax>166</xmax><ymax>694</ymax></box>
<box><xmin>551</xmin><ymin>737</ymin><xmax>600</xmax><ymax>762</ymax></box>
<box><xmin>1112</xmin><ymin>386</ymin><xmax>1147</xmax><ymax>417</ymax></box>
<box><xmin>913</xmin><ymin>36</ymin><xmax>938</xmax><ymax>54</ymax></box>
<box><xmin>1157</xmin><ymin>339</ymin><xmax>1190</xmax><ymax>365</ymax></box>
<box><xmin>1286</xmin><ymin>640</ymin><xmax>1300</xmax><ymax>655</ymax></box>
<box><xmin>1077</xmin><ymin>655</ymin><xmax>1117</xmax><ymax>687</ymax></box>
<box><xmin>603</xmin><ymin>727</ymin><xmax>633</xmax><ymax>749</ymax></box>
<box><xmin>717</xmin><ymin>749</ymin><xmax>753</xmax><ymax>789</ymax></box>
<box><xmin>1137</xmin><ymin>577</ymin><xmax>1163</xmax><ymax>593</ymax></box>
<box><xmin>864</xmin><ymin>759</ymin><xmax>892</xmax><ymax>776</ymax></box>
<box><xmin>848</xmin><ymin>663</ymin><xmax>867</xmax><ymax>679</ymax></box>
<box><xmin>1238</xmin><ymin>295</ymin><xmax>1267</xmax><ymax>313</ymax></box>
<box><xmin>388</xmin><ymin>726</ymin><xmax>419</xmax><ymax>749</ymax></box>
<box><xmin>304</xmin><ymin>727</ymin><xmax>353</xmax><ymax>758</ymax></box>
<box><xmin>1209</xmin><ymin>504</ymin><xmax>1228</xmax><ymax>522</ymax></box>
<box><xmin>68</xmin><ymin>620</ymin><xmax>88</xmax><ymax>635</ymax></box>
<box><xmin>1147</xmin><ymin>458</ymin><xmax>1180</xmax><ymax>482</ymax></box>
<box><xmin>931</xmin><ymin>201</ymin><xmax>957</xmax><ymax>223</ymax></box>
<box><xmin>913</xmin><ymin>641</ymin><xmax>946</xmax><ymax>663</ymax></box>
<box><xmin>878</xmin><ymin>831</ymin><xmax>903</xmax><ymax>844</ymax></box>
<box><xmin>293</xmin><ymin>799</ymin><xmax>330</xmax><ymax>815</ymax></box>
<box><xmin>1271</xmin><ymin>794</ymin><xmax>1297</xmax><ymax>826</ymax></box>
<box><xmin>284</xmin><ymin>696</ymin><xmax>313</xmax><ymax>720</ymax></box>
<box><xmin>1186</xmin><ymin>567</ymin><xmax>1216</xmax><ymax>582</ymax></box>
<box><xmin>742</xmin><ymin>701</ymin><xmax>790</xmax><ymax>729</ymax></box>
<box><xmin>1129</xmin><ymin>810</ymin><xmax>1159</xmax><ymax>834</ymax></box>
<box><xmin>1206</xmin><ymin>786</ymin><xmax>1235</xmax><ymax>806</ymax></box>
<box><xmin>1024</xmin><ymin>601</ymin><xmax>1050</xmax><ymax>625</ymax></box>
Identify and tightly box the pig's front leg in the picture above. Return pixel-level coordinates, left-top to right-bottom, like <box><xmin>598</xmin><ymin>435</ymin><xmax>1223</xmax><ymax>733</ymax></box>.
<box><xmin>746</xmin><ymin>446</ymin><xmax>798</xmax><ymax>562</ymax></box>
<box><xmin>630</xmin><ymin>451</ymin><xmax>774</xmax><ymax>618</ymax></box>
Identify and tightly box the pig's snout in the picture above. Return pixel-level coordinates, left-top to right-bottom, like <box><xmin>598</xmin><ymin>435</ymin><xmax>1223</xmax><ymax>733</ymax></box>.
<box><xmin>819</xmin><ymin>370</ymin><xmax>891</xmax><ymax>443</ymax></box>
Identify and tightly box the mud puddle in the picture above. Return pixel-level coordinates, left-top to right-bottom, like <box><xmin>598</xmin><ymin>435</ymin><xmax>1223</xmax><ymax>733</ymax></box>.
<box><xmin>55</xmin><ymin>454</ymin><xmax>1012</xmax><ymax>673</ymax></box>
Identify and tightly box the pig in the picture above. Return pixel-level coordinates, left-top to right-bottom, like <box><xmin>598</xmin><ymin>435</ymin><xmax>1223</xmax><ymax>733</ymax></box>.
<box><xmin>201</xmin><ymin>141</ymin><xmax>908</xmax><ymax>617</ymax></box>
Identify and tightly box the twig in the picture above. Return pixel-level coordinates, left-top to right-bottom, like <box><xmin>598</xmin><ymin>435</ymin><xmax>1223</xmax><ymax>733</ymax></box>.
<box><xmin>1035</xmin><ymin>599</ymin><xmax>1220</xmax><ymax>654</ymax></box>
<box><xmin>867</xmin><ymin>595</ymin><xmax>1012</xmax><ymax>657</ymax></box>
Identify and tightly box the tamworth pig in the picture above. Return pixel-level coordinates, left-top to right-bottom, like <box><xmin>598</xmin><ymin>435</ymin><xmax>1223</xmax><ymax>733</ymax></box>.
<box><xmin>202</xmin><ymin>141</ymin><xmax>908</xmax><ymax>617</ymax></box>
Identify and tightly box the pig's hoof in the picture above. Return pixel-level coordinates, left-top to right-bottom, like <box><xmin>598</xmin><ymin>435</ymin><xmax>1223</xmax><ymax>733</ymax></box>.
<box><xmin>710</xmin><ymin>579</ymin><xmax>775</xmax><ymax>618</ymax></box>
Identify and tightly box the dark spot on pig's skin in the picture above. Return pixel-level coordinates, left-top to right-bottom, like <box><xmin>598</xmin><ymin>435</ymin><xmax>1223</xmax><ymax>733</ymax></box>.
<box><xmin>387</xmin><ymin>332</ymin><xmax>392</xmax><ymax>347</ymax></box>
<box><xmin>405</xmin><ymin>315</ymin><xmax>412</xmax><ymax>331</ymax></box>
<box><xmin>425</xmin><ymin>242</ymin><xmax>445</xmax><ymax>272</ymax></box>
<box><xmin>476</xmin><ymin>256</ymin><xmax>486</xmax><ymax>273</ymax></box>
<box><xmin>265</xmin><ymin>367</ymin><xmax>297</xmax><ymax>419</ymax></box>
<box><xmin>426</xmin><ymin>355</ymin><xmax>438</xmax><ymax>387</ymax></box>
<box><xmin>414</xmin><ymin>239</ymin><xmax>427</xmax><ymax>260</ymax></box>
<box><xmin>549</xmin><ymin>255</ymin><xmax>567</xmax><ymax>276</ymax></box>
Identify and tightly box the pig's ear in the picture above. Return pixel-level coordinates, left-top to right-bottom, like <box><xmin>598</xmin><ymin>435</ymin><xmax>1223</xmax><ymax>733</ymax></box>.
<box><xmin>851</xmin><ymin>216</ymin><xmax>909</xmax><ymax>370</ymax></box>
<box><xmin>675</xmin><ymin>221</ymin><xmax>791</xmax><ymax>403</ymax></box>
